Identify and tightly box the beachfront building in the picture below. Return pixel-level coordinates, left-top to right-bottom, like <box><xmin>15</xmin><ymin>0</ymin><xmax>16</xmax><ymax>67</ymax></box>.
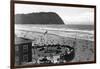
<box><xmin>15</xmin><ymin>37</ymin><xmax>32</xmax><ymax>65</ymax></box>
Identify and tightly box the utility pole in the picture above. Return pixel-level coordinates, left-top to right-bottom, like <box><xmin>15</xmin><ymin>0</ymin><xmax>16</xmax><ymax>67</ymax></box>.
<box><xmin>44</xmin><ymin>30</ymin><xmax>48</xmax><ymax>50</ymax></box>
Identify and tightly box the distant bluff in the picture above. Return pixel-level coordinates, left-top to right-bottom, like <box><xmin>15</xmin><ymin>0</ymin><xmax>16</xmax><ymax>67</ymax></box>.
<box><xmin>15</xmin><ymin>12</ymin><xmax>64</xmax><ymax>24</ymax></box>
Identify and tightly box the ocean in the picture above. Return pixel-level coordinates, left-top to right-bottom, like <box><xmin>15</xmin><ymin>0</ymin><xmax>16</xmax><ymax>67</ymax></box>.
<box><xmin>15</xmin><ymin>24</ymin><xmax>94</xmax><ymax>31</ymax></box>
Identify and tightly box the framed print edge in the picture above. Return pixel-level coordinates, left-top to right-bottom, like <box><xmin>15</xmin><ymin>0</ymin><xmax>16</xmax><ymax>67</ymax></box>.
<box><xmin>10</xmin><ymin>1</ymin><xmax>15</xmax><ymax>69</ymax></box>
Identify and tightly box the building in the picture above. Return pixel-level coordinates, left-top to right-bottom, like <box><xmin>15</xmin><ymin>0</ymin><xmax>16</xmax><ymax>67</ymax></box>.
<box><xmin>15</xmin><ymin>37</ymin><xmax>32</xmax><ymax>65</ymax></box>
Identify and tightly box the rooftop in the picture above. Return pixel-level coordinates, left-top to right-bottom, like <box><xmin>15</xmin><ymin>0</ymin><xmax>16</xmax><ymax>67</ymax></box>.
<box><xmin>15</xmin><ymin>37</ymin><xmax>32</xmax><ymax>45</ymax></box>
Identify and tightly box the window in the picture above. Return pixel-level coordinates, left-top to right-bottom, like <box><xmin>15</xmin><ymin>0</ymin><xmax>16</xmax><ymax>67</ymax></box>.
<box><xmin>23</xmin><ymin>44</ymin><xmax>28</xmax><ymax>52</ymax></box>
<box><xmin>15</xmin><ymin>56</ymin><xmax>19</xmax><ymax>65</ymax></box>
<box><xmin>15</xmin><ymin>56</ymin><xmax>19</xmax><ymax>62</ymax></box>
<box><xmin>15</xmin><ymin>46</ymin><xmax>19</xmax><ymax>51</ymax></box>
<box><xmin>23</xmin><ymin>54</ymin><xmax>28</xmax><ymax>62</ymax></box>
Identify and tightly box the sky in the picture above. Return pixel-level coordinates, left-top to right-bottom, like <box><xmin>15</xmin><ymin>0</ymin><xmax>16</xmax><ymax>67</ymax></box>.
<box><xmin>15</xmin><ymin>4</ymin><xmax>94</xmax><ymax>25</ymax></box>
